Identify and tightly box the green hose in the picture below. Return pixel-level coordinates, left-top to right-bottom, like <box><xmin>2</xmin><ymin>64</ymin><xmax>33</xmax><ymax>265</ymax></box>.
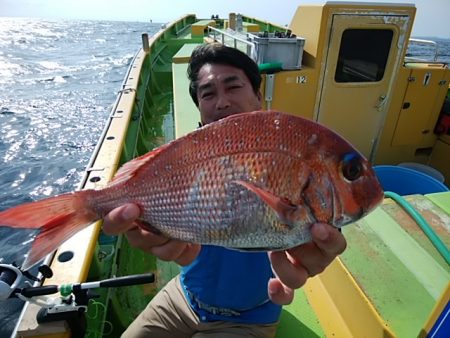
<box><xmin>258</xmin><ymin>62</ymin><xmax>283</xmax><ymax>73</ymax></box>
<box><xmin>384</xmin><ymin>191</ymin><xmax>450</xmax><ymax>265</ymax></box>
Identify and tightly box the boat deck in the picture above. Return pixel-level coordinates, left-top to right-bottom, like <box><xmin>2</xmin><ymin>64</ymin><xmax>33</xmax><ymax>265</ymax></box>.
<box><xmin>276</xmin><ymin>192</ymin><xmax>450</xmax><ymax>337</ymax></box>
<box><xmin>14</xmin><ymin>12</ymin><xmax>449</xmax><ymax>337</ymax></box>
<box><xmin>172</xmin><ymin>43</ymin><xmax>202</xmax><ymax>137</ymax></box>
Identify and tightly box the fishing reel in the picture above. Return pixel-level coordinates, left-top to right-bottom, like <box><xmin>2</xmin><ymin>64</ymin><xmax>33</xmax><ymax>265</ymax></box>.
<box><xmin>0</xmin><ymin>263</ymin><xmax>23</xmax><ymax>301</ymax></box>
<box><xmin>0</xmin><ymin>263</ymin><xmax>53</xmax><ymax>301</ymax></box>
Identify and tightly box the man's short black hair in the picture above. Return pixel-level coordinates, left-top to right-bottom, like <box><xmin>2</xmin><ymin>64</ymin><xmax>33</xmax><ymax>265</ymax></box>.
<box><xmin>187</xmin><ymin>43</ymin><xmax>261</xmax><ymax>106</ymax></box>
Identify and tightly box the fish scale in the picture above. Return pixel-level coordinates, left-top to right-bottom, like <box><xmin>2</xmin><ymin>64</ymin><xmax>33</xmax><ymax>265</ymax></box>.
<box><xmin>0</xmin><ymin>110</ymin><xmax>384</xmax><ymax>270</ymax></box>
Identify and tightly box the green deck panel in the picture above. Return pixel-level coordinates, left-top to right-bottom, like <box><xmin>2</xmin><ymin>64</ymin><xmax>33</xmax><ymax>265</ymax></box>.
<box><xmin>367</xmin><ymin>207</ymin><xmax>448</xmax><ymax>299</ymax></box>
<box><xmin>340</xmin><ymin>194</ymin><xmax>450</xmax><ymax>337</ymax></box>
<box><xmin>426</xmin><ymin>191</ymin><xmax>450</xmax><ymax>214</ymax></box>
<box><xmin>382</xmin><ymin>194</ymin><xmax>450</xmax><ymax>269</ymax></box>
<box><xmin>276</xmin><ymin>288</ymin><xmax>325</xmax><ymax>337</ymax></box>
<box><xmin>172</xmin><ymin>61</ymin><xmax>201</xmax><ymax>137</ymax></box>
<box><xmin>173</xmin><ymin>43</ymin><xmax>202</xmax><ymax>64</ymax></box>
<box><xmin>341</xmin><ymin>221</ymin><xmax>435</xmax><ymax>336</ymax></box>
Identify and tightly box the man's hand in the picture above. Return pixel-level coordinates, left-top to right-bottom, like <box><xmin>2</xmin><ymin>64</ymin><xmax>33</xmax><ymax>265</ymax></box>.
<box><xmin>102</xmin><ymin>204</ymin><xmax>201</xmax><ymax>266</ymax></box>
<box><xmin>103</xmin><ymin>206</ymin><xmax>346</xmax><ymax>304</ymax></box>
<box><xmin>268</xmin><ymin>223</ymin><xmax>347</xmax><ymax>305</ymax></box>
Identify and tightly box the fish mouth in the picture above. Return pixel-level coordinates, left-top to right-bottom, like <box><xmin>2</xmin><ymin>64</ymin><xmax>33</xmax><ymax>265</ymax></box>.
<box><xmin>333</xmin><ymin>207</ymin><xmax>365</xmax><ymax>228</ymax></box>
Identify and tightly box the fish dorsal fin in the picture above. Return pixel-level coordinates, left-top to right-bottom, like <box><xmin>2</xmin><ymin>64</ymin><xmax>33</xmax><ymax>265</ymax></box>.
<box><xmin>110</xmin><ymin>143</ymin><xmax>170</xmax><ymax>185</ymax></box>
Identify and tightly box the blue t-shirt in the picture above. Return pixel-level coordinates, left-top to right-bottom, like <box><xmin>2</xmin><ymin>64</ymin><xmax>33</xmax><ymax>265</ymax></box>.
<box><xmin>180</xmin><ymin>245</ymin><xmax>282</xmax><ymax>324</ymax></box>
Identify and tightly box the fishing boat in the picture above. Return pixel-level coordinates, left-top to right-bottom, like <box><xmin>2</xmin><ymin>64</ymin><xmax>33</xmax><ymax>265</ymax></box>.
<box><xmin>8</xmin><ymin>1</ymin><xmax>449</xmax><ymax>337</ymax></box>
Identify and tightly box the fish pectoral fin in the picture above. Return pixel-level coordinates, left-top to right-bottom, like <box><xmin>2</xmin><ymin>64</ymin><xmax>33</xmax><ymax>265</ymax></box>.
<box><xmin>233</xmin><ymin>180</ymin><xmax>308</xmax><ymax>227</ymax></box>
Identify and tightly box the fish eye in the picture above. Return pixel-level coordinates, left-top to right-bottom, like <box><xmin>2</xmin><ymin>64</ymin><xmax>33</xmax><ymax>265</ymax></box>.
<box><xmin>341</xmin><ymin>152</ymin><xmax>363</xmax><ymax>181</ymax></box>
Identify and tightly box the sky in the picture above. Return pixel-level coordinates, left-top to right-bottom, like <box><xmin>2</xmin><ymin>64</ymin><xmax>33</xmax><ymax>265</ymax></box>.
<box><xmin>1</xmin><ymin>0</ymin><xmax>449</xmax><ymax>38</ymax></box>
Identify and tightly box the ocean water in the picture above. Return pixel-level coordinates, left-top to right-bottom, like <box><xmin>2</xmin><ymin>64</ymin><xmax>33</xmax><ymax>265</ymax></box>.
<box><xmin>0</xmin><ymin>16</ymin><xmax>449</xmax><ymax>336</ymax></box>
<box><xmin>0</xmin><ymin>17</ymin><xmax>160</xmax><ymax>336</ymax></box>
<box><xmin>407</xmin><ymin>36</ymin><xmax>450</xmax><ymax>63</ymax></box>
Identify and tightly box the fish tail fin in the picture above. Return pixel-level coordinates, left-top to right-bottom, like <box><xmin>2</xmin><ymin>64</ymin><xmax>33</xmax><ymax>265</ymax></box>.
<box><xmin>0</xmin><ymin>190</ymin><xmax>98</xmax><ymax>270</ymax></box>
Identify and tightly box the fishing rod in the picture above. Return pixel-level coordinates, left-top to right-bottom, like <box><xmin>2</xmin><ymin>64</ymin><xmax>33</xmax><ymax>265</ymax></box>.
<box><xmin>0</xmin><ymin>263</ymin><xmax>154</xmax><ymax>337</ymax></box>
<box><xmin>1</xmin><ymin>263</ymin><xmax>154</xmax><ymax>302</ymax></box>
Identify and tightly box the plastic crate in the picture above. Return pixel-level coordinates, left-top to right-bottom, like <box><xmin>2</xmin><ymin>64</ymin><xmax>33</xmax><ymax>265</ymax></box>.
<box><xmin>248</xmin><ymin>33</ymin><xmax>305</xmax><ymax>69</ymax></box>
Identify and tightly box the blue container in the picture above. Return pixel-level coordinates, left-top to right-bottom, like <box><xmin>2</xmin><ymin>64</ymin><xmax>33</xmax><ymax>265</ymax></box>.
<box><xmin>374</xmin><ymin>165</ymin><xmax>449</xmax><ymax>196</ymax></box>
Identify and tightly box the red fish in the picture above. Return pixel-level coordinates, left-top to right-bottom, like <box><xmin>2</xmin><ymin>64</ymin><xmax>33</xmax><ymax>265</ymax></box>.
<box><xmin>0</xmin><ymin>111</ymin><xmax>383</xmax><ymax>270</ymax></box>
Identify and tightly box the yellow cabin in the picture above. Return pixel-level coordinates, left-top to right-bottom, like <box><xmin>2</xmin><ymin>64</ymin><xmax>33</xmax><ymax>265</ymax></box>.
<box><xmin>257</xmin><ymin>3</ymin><xmax>449</xmax><ymax>181</ymax></box>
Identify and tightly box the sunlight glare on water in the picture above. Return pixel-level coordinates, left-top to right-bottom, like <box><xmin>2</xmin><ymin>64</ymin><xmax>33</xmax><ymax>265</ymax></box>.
<box><xmin>0</xmin><ymin>16</ymin><xmax>160</xmax><ymax>335</ymax></box>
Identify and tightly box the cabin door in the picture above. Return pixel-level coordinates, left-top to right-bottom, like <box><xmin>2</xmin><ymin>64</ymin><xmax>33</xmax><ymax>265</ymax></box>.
<box><xmin>316</xmin><ymin>14</ymin><xmax>409</xmax><ymax>160</ymax></box>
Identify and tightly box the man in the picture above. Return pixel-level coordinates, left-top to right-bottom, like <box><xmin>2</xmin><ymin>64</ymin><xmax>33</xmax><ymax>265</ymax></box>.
<box><xmin>103</xmin><ymin>43</ymin><xmax>346</xmax><ymax>337</ymax></box>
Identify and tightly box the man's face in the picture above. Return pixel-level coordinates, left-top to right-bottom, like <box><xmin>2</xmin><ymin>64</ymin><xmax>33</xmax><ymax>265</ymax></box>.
<box><xmin>196</xmin><ymin>63</ymin><xmax>262</xmax><ymax>125</ymax></box>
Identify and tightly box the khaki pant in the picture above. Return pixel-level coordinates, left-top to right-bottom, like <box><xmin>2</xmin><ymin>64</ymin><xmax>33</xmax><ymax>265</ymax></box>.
<box><xmin>122</xmin><ymin>275</ymin><xmax>278</xmax><ymax>338</ymax></box>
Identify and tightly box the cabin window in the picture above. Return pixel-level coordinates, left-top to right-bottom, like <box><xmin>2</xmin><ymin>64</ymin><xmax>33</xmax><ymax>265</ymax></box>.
<box><xmin>335</xmin><ymin>29</ymin><xmax>393</xmax><ymax>83</ymax></box>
